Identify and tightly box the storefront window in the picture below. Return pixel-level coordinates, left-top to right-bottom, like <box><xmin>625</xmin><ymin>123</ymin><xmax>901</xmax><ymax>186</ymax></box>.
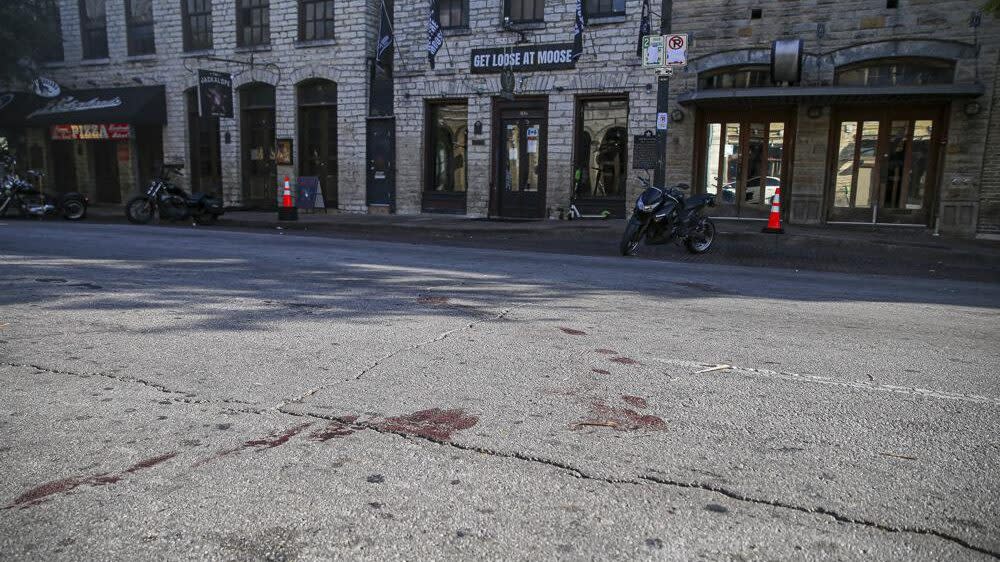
<box><xmin>835</xmin><ymin>59</ymin><xmax>954</xmax><ymax>87</ymax></box>
<box><xmin>438</xmin><ymin>0</ymin><xmax>467</xmax><ymax>28</ymax></box>
<box><xmin>574</xmin><ymin>98</ymin><xmax>628</xmax><ymax>200</ymax></box>
<box><xmin>183</xmin><ymin>0</ymin><xmax>213</xmax><ymax>51</ymax></box>
<box><xmin>425</xmin><ymin>103</ymin><xmax>467</xmax><ymax>193</ymax></box>
<box><xmin>126</xmin><ymin>0</ymin><xmax>155</xmax><ymax>55</ymax></box>
<box><xmin>238</xmin><ymin>0</ymin><xmax>270</xmax><ymax>47</ymax></box>
<box><xmin>299</xmin><ymin>0</ymin><xmax>334</xmax><ymax>41</ymax></box>
<box><xmin>79</xmin><ymin>0</ymin><xmax>109</xmax><ymax>59</ymax></box>
<box><xmin>698</xmin><ymin>66</ymin><xmax>770</xmax><ymax>90</ymax></box>
<box><xmin>505</xmin><ymin>0</ymin><xmax>543</xmax><ymax>23</ymax></box>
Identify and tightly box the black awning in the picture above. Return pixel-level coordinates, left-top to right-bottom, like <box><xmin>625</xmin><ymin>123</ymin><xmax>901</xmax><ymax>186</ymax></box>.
<box><xmin>0</xmin><ymin>86</ymin><xmax>166</xmax><ymax>127</ymax></box>
<box><xmin>677</xmin><ymin>83</ymin><xmax>985</xmax><ymax>107</ymax></box>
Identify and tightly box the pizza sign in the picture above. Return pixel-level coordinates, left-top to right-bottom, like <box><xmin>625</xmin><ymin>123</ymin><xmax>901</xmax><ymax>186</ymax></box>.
<box><xmin>51</xmin><ymin>123</ymin><xmax>130</xmax><ymax>140</ymax></box>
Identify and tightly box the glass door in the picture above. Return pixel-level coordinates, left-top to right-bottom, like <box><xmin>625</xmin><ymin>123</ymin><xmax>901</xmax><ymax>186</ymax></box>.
<box><xmin>828</xmin><ymin>107</ymin><xmax>943</xmax><ymax>225</ymax></box>
<box><xmin>700</xmin><ymin>110</ymin><xmax>793</xmax><ymax>219</ymax></box>
<box><xmin>495</xmin><ymin>101</ymin><xmax>547</xmax><ymax>218</ymax></box>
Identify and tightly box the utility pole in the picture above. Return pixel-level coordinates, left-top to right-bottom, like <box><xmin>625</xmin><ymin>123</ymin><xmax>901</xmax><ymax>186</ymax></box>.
<box><xmin>654</xmin><ymin>0</ymin><xmax>672</xmax><ymax>187</ymax></box>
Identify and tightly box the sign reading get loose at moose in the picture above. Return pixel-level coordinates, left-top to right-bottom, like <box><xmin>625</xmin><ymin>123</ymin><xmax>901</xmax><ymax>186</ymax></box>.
<box><xmin>471</xmin><ymin>43</ymin><xmax>577</xmax><ymax>74</ymax></box>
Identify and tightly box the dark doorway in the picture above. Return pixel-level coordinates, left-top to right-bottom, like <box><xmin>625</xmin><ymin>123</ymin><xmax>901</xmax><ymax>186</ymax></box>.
<box><xmin>366</xmin><ymin>117</ymin><xmax>395</xmax><ymax>209</ymax></box>
<box><xmin>423</xmin><ymin>101</ymin><xmax>468</xmax><ymax>214</ymax></box>
<box><xmin>298</xmin><ymin>79</ymin><xmax>338</xmax><ymax>208</ymax></box>
<box><xmin>574</xmin><ymin>96</ymin><xmax>628</xmax><ymax>218</ymax></box>
<box><xmin>187</xmin><ymin>89</ymin><xmax>222</xmax><ymax>195</ymax></box>
<box><xmin>240</xmin><ymin>83</ymin><xmax>276</xmax><ymax>207</ymax></box>
<box><xmin>92</xmin><ymin>142</ymin><xmax>121</xmax><ymax>204</ymax></box>
<box><xmin>50</xmin><ymin>141</ymin><xmax>78</xmax><ymax>194</ymax></box>
<box><xmin>494</xmin><ymin>99</ymin><xmax>547</xmax><ymax>218</ymax></box>
<box><xmin>827</xmin><ymin>105</ymin><xmax>945</xmax><ymax>225</ymax></box>
<box><xmin>135</xmin><ymin>126</ymin><xmax>163</xmax><ymax>191</ymax></box>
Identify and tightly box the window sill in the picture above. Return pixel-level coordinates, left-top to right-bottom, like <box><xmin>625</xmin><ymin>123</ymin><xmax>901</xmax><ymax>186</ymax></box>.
<box><xmin>41</xmin><ymin>60</ymin><xmax>68</xmax><ymax>68</ymax></box>
<box><xmin>234</xmin><ymin>45</ymin><xmax>271</xmax><ymax>54</ymax></box>
<box><xmin>586</xmin><ymin>14</ymin><xmax>626</xmax><ymax>26</ymax></box>
<box><xmin>182</xmin><ymin>48</ymin><xmax>215</xmax><ymax>57</ymax></box>
<box><xmin>501</xmin><ymin>21</ymin><xmax>546</xmax><ymax>31</ymax></box>
<box><xmin>441</xmin><ymin>26</ymin><xmax>472</xmax><ymax>36</ymax></box>
<box><xmin>295</xmin><ymin>38</ymin><xmax>337</xmax><ymax>48</ymax></box>
<box><xmin>80</xmin><ymin>58</ymin><xmax>112</xmax><ymax>66</ymax></box>
<box><xmin>126</xmin><ymin>54</ymin><xmax>157</xmax><ymax>62</ymax></box>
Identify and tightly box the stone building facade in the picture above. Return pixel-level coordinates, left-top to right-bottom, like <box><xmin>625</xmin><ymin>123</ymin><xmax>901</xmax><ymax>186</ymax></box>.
<box><xmin>1</xmin><ymin>0</ymin><xmax>998</xmax><ymax>237</ymax></box>
<box><xmin>2</xmin><ymin>0</ymin><xmax>377</xmax><ymax>210</ymax></box>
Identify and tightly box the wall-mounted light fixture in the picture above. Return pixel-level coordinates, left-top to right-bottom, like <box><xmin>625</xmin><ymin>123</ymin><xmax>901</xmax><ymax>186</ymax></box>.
<box><xmin>964</xmin><ymin>101</ymin><xmax>981</xmax><ymax>116</ymax></box>
<box><xmin>670</xmin><ymin>109</ymin><xmax>684</xmax><ymax>123</ymax></box>
<box><xmin>807</xmin><ymin>105</ymin><xmax>824</xmax><ymax>119</ymax></box>
<box><xmin>473</xmin><ymin>121</ymin><xmax>483</xmax><ymax>135</ymax></box>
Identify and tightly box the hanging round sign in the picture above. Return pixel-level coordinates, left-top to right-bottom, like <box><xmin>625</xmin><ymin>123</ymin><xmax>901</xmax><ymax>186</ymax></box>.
<box><xmin>500</xmin><ymin>67</ymin><xmax>515</xmax><ymax>96</ymax></box>
<box><xmin>31</xmin><ymin>77</ymin><xmax>61</xmax><ymax>98</ymax></box>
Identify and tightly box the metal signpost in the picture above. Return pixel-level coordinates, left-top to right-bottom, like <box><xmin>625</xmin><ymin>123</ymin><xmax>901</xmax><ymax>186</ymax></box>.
<box><xmin>642</xmin><ymin>17</ymin><xmax>687</xmax><ymax>186</ymax></box>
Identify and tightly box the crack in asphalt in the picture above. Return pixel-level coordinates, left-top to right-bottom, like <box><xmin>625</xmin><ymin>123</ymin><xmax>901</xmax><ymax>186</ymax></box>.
<box><xmin>284</xmin><ymin>409</ymin><xmax>998</xmax><ymax>559</ymax></box>
<box><xmin>2</xmin><ymin>362</ymin><xmax>254</xmax><ymax>407</ymax></box>
<box><xmin>274</xmin><ymin>306</ymin><xmax>515</xmax><ymax>410</ymax></box>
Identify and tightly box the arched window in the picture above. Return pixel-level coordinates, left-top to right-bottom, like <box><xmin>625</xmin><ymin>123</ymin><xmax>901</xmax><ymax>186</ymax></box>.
<box><xmin>698</xmin><ymin>66</ymin><xmax>770</xmax><ymax>90</ymax></box>
<box><xmin>835</xmin><ymin>58</ymin><xmax>954</xmax><ymax>87</ymax></box>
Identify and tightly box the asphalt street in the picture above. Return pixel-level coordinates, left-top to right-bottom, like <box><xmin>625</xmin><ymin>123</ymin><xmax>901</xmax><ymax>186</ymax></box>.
<box><xmin>1</xmin><ymin>220</ymin><xmax>998</xmax><ymax>561</ymax></box>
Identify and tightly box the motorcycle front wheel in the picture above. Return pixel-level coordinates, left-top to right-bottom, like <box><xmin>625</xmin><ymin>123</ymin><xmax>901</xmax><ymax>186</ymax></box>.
<box><xmin>684</xmin><ymin>216</ymin><xmax>716</xmax><ymax>254</ymax></box>
<box><xmin>62</xmin><ymin>198</ymin><xmax>87</xmax><ymax>221</ymax></box>
<box><xmin>619</xmin><ymin>216</ymin><xmax>644</xmax><ymax>256</ymax></box>
<box><xmin>126</xmin><ymin>196</ymin><xmax>154</xmax><ymax>224</ymax></box>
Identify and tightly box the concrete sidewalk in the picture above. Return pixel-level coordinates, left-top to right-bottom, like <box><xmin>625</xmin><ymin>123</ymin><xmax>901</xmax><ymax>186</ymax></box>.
<box><xmin>74</xmin><ymin>205</ymin><xmax>1000</xmax><ymax>282</ymax></box>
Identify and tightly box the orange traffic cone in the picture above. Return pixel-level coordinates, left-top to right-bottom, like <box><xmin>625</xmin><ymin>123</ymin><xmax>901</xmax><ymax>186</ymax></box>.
<box><xmin>277</xmin><ymin>176</ymin><xmax>298</xmax><ymax>221</ymax></box>
<box><xmin>762</xmin><ymin>187</ymin><xmax>784</xmax><ymax>234</ymax></box>
<box><xmin>281</xmin><ymin>176</ymin><xmax>293</xmax><ymax>208</ymax></box>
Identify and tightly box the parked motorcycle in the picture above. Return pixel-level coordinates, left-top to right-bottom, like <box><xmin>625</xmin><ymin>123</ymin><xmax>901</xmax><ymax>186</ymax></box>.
<box><xmin>619</xmin><ymin>176</ymin><xmax>716</xmax><ymax>256</ymax></box>
<box><xmin>125</xmin><ymin>164</ymin><xmax>224</xmax><ymax>225</ymax></box>
<box><xmin>0</xmin><ymin>154</ymin><xmax>88</xmax><ymax>220</ymax></box>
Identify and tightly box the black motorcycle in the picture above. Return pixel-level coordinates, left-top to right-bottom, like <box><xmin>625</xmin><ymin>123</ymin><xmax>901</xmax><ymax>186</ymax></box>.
<box><xmin>620</xmin><ymin>176</ymin><xmax>717</xmax><ymax>256</ymax></box>
<box><xmin>0</xmin><ymin>154</ymin><xmax>87</xmax><ymax>221</ymax></box>
<box><xmin>125</xmin><ymin>164</ymin><xmax>224</xmax><ymax>225</ymax></box>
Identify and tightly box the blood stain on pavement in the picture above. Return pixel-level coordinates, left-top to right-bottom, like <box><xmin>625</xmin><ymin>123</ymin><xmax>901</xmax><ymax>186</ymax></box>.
<box><xmin>621</xmin><ymin>395</ymin><xmax>648</xmax><ymax>409</ymax></box>
<box><xmin>309</xmin><ymin>423</ymin><xmax>354</xmax><ymax>442</ymax></box>
<box><xmin>610</xmin><ymin>356</ymin><xmax>642</xmax><ymax>365</ymax></box>
<box><xmin>559</xmin><ymin>327</ymin><xmax>587</xmax><ymax>335</ymax></box>
<box><xmin>378</xmin><ymin>408</ymin><xmax>478</xmax><ymax>441</ymax></box>
<box><xmin>595</xmin><ymin>349</ymin><xmax>618</xmax><ymax>355</ymax></box>
<box><xmin>124</xmin><ymin>452</ymin><xmax>178</xmax><ymax>473</ymax></box>
<box><xmin>7</xmin><ymin>451</ymin><xmax>178</xmax><ymax>509</ymax></box>
<box><xmin>243</xmin><ymin>423</ymin><xmax>313</xmax><ymax>450</ymax></box>
<box><xmin>592</xmin><ymin>368</ymin><xmax>611</xmax><ymax>375</ymax></box>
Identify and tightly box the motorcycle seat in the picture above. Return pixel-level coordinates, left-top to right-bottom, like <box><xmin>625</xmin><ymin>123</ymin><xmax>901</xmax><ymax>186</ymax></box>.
<box><xmin>685</xmin><ymin>194</ymin><xmax>715</xmax><ymax>209</ymax></box>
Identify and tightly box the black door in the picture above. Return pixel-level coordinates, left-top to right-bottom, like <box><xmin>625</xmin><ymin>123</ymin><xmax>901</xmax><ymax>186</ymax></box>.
<box><xmin>50</xmin><ymin>142</ymin><xmax>77</xmax><ymax>194</ymax></box>
<box><xmin>299</xmin><ymin>104</ymin><xmax>338</xmax><ymax>208</ymax></box>
<box><xmin>495</xmin><ymin>102</ymin><xmax>547</xmax><ymax>218</ymax></box>
<box><xmin>93</xmin><ymin>142</ymin><xmax>120</xmax><ymax>204</ymax></box>
<box><xmin>187</xmin><ymin>90</ymin><xmax>222</xmax><ymax>195</ymax></box>
<box><xmin>366</xmin><ymin>117</ymin><xmax>395</xmax><ymax>209</ymax></box>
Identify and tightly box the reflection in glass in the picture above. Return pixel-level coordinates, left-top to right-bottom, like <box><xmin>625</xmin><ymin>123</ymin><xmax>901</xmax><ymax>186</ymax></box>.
<box><xmin>721</xmin><ymin>123</ymin><xmax>741</xmax><ymax>206</ymax></box>
<box><xmin>765</xmin><ymin>122</ymin><xmax>784</xmax><ymax>202</ymax></box>
<box><xmin>745</xmin><ymin>122</ymin><xmax>766</xmax><ymax>206</ymax></box>
<box><xmin>907</xmin><ymin>120</ymin><xmax>932</xmax><ymax>209</ymax></box>
<box><xmin>855</xmin><ymin>121</ymin><xmax>879</xmax><ymax>208</ymax></box>
<box><xmin>525</xmin><ymin>122</ymin><xmax>540</xmax><ymax>192</ymax></box>
<box><xmin>834</xmin><ymin>122</ymin><xmax>856</xmax><ymax>207</ymax></box>
<box><xmin>705</xmin><ymin>123</ymin><xmax>721</xmax><ymax>195</ymax></box>
<box><xmin>427</xmin><ymin>104</ymin><xmax>467</xmax><ymax>193</ymax></box>
<box><xmin>505</xmin><ymin>124</ymin><xmax>520</xmax><ymax>192</ymax></box>
<box><xmin>575</xmin><ymin>99</ymin><xmax>628</xmax><ymax>198</ymax></box>
<box><xmin>884</xmin><ymin>120</ymin><xmax>908</xmax><ymax>209</ymax></box>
